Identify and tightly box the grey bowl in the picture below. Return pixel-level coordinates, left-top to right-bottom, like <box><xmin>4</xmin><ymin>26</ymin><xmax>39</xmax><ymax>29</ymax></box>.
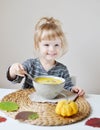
<box><xmin>33</xmin><ymin>75</ymin><xmax>65</xmax><ymax>99</ymax></box>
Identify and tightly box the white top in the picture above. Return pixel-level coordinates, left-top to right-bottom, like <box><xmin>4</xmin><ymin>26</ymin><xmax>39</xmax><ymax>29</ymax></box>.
<box><xmin>0</xmin><ymin>88</ymin><xmax>100</xmax><ymax>130</ymax></box>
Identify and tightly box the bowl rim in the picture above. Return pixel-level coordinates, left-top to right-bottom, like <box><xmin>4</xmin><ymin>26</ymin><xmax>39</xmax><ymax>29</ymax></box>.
<box><xmin>33</xmin><ymin>75</ymin><xmax>65</xmax><ymax>85</ymax></box>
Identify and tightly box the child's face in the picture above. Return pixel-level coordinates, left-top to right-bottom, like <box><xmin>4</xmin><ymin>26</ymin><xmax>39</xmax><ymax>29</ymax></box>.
<box><xmin>38</xmin><ymin>39</ymin><xmax>62</xmax><ymax>61</ymax></box>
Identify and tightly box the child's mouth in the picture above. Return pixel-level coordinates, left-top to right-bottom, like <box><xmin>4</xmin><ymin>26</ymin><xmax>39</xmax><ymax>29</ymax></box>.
<box><xmin>47</xmin><ymin>53</ymin><xmax>57</xmax><ymax>56</ymax></box>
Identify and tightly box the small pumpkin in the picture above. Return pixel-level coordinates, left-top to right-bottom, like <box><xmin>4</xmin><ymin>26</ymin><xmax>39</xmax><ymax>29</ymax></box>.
<box><xmin>55</xmin><ymin>100</ymin><xmax>78</xmax><ymax>117</ymax></box>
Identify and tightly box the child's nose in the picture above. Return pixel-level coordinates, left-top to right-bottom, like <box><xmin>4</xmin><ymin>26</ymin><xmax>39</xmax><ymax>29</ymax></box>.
<box><xmin>49</xmin><ymin>45</ymin><xmax>55</xmax><ymax>51</ymax></box>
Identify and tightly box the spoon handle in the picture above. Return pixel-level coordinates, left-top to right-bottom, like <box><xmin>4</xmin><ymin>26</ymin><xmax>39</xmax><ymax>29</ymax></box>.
<box><xmin>73</xmin><ymin>94</ymin><xmax>79</xmax><ymax>101</ymax></box>
<box><xmin>25</xmin><ymin>72</ymin><xmax>33</xmax><ymax>81</ymax></box>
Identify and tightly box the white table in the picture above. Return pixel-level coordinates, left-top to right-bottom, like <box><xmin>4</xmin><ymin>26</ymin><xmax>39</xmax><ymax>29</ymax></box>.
<box><xmin>0</xmin><ymin>88</ymin><xmax>100</xmax><ymax>130</ymax></box>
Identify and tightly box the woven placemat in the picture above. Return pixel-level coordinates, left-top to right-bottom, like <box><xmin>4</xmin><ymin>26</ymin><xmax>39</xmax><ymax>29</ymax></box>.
<box><xmin>0</xmin><ymin>88</ymin><xmax>91</xmax><ymax>126</ymax></box>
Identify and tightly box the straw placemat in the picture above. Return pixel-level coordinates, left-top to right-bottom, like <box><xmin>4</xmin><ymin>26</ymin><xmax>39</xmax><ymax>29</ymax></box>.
<box><xmin>0</xmin><ymin>88</ymin><xmax>91</xmax><ymax>126</ymax></box>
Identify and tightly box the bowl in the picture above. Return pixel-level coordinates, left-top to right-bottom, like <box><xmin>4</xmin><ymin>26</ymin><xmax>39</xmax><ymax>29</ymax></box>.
<box><xmin>33</xmin><ymin>75</ymin><xmax>65</xmax><ymax>99</ymax></box>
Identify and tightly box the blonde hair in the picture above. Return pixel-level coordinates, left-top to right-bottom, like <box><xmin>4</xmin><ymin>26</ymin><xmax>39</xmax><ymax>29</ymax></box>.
<box><xmin>34</xmin><ymin>17</ymin><xmax>68</xmax><ymax>57</ymax></box>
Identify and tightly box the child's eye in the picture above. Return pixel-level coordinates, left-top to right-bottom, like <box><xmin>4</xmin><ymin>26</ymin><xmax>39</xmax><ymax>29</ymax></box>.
<box><xmin>44</xmin><ymin>44</ymin><xmax>49</xmax><ymax>46</ymax></box>
<box><xmin>55</xmin><ymin>44</ymin><xmax>59</xmax><ymax>46</ymax></box>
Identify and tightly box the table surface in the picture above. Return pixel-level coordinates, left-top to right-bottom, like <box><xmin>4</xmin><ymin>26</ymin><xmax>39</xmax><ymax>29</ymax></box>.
<box><xmin>0</xmin><ymin>88</ymin><xmax>100</xmax><ymax>130</ymax></box>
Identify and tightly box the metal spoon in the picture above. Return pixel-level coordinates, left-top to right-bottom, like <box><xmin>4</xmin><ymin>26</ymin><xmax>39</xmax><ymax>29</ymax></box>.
<box><xmin>60</xmin><ymin>89</ymin><xmax>79</xmax><ymax>101</ymax></box>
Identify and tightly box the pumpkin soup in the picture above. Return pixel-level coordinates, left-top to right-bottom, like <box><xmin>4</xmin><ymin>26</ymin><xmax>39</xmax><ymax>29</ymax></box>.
<box><xmin>34</xmin><ymin>77</ymin><xmax>63</xmax><ymax>84</ymax></box>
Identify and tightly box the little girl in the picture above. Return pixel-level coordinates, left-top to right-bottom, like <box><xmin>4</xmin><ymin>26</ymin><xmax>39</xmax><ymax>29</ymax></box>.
<box><xmin>7</xmin><ymin>17</ymin><xmax>84</xmax><ymax>96</ymax></box>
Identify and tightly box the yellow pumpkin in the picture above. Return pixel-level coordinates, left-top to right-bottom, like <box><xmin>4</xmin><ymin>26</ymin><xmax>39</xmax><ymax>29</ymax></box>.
<box><xmin>55</xmin><ymin>100</ymin><xmax>78</xmax><ymax>117</ymax></box>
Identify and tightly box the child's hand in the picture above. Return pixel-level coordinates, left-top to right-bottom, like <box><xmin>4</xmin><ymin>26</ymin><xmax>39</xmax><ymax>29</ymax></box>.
<box><xmin>9</xmin><ymin>63</ymin><xmax>26</xmax><ymax>79</ymax></box>
<box><xmin>71</xmin><ymin>86</ymin><xmax>85</xmax><ymax>96</ymax></box>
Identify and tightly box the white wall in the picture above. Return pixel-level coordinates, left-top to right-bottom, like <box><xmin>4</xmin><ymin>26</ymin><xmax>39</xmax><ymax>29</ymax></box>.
<box><xmin>0</xmin><ymin>0</ymin><xmax>100</xmax><ymax>94</ymax></box>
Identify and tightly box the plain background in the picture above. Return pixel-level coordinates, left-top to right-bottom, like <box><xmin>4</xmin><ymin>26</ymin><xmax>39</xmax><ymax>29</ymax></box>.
<box><xmin>0</xmin><ymin>0</ymin><xmax>100</xmax><ymax>94</ymax></box>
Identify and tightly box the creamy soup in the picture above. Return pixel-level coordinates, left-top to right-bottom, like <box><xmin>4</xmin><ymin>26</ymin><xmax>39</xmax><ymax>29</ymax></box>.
<box><xmin>35</xmin><ymin>77</ymin><xmax>63</xmax><ymax>84</ymax></box>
